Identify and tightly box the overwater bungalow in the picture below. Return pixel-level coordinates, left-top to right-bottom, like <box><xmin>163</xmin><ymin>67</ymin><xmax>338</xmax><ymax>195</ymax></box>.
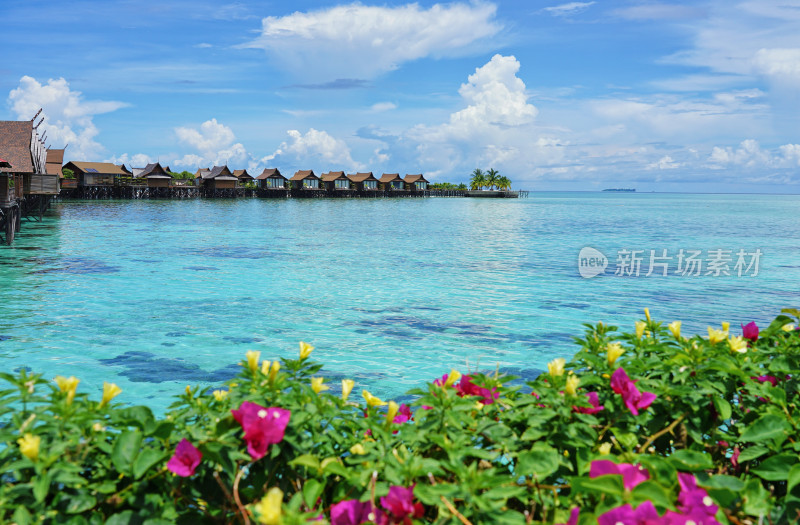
<box><xmin>233</xmin><ymin>169</ymin><xmax>255</xmax><ymax>185</ymax></box>
<box><xmin>0</xmin><ymin>119</ymin><xmax>50</xmax><ymax>201</ymax></box>
<box><xmin>379</xmin><ymin>173</ymin><xmax>404</xmax><ymax>191</ymax></box>
<box><xmin>45</xmin><ymin>148</ymin><xmax>65</xmax><ymax>193</ymax></box>
<box><xmin>347</xmin><ymin>172</ymin><xmax>379</xmax><ymax>192</ymax></box>
<box><xmin>199</xmin><ymin>165</ymin><xmax>238</xmax><ymax>190</ymax></box>
<box><xmin>256</xmin><ymin>168</ymin><xmax>287</xmax><ymax>189</ymax></box>
<box><xmin>63</xmin><ymin>161</ymin><xmax>130</xmax><ymax>188</ymax></box>
<box><xmin>321</xmin><ymin>171</ymin><xmax>350</xmax><ymax>191</ymax></box>
<box><xmin>290</xmin><ymin>170</ymin><xmax>320</xmax><ymax>190</ymax></box>
<box><xmin>404</xmin><ymin>174</ymin><xmax>429</xmax><ymax>191</ymax></box>
<box><xmin>136</xmin><ymin>162</ymin><xmax>173</xmax><ymax>188</ymax></box>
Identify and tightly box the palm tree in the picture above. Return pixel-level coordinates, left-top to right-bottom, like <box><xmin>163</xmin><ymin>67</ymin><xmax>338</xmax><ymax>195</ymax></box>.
<box><xmin>497</xmin><ymin>176</ymin><xmax>511</xmax><ymax>191</ymax></box>
<box><xmin>486</xmin><ymin>168</ymin><xmax>499</xmax><ymax>190</ymax></box>
<box><xmin>470</xmin><ymin>168</ymin><xmax>486</xmax><ymax>190</ymax></box>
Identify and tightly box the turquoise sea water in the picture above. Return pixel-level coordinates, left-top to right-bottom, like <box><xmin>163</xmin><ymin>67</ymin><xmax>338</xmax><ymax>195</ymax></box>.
<box><xmin>1</xmin><ymin>193</ymin><xmax>798</xmax><ymax>412</ymax></box>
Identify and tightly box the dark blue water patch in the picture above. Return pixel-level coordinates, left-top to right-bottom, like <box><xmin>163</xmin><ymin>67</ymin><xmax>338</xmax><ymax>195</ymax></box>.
<box><xmin>353</xmin><ymin>307</ymin><xmax>404</xmax><ymax>314</ymax></box>
<box><xmin>99</xmin><ymin>351</ymin><xmax>241</xmax><ymax>383</ymax></box>
<box><xmin>11</xmin><ymin>246</ymin><xmax>42</xmax><ymax>251</ymax></box>
<box><xmin>184</xmin><ymin>266</ymin><xmax>219</xmax><ymax>271</ymax></box>
<box><xmin>190</xmin><ymin>246</ymin><xmax>272</xmax><ymax>260</ymax></box>
<box><xmin>561</xmin><ymin>303</ymin><xmax>590</xmax><ymax>310</ymax></box>
<box><xmin>412</xmin><ymin>306</ymin><xmax>442</xmax><ymax>311</ymax></box>
<box><xmin>539</xmin><ymin>305</ymin><xmax>558</xmax><ymax>310</ymax></box>
<box><xmin>130</xmin><ymin>258</ymin><xmax>162</xmax><ymax>263</ymax></box>
<box><xmin>0</xmin><ymin>335</ymin><xmax>12</xmax><ymax>341</ymax></box>
<box><xmin>31</xmin><ymin>257</ymin><xmax>120</xmax><ymax>275</ymax></box>
<box><xmin>222</xmin><ymin>336</ymin><xmax>264</xmax><ymax>344</ymax></box>
<box><xmin>497</xmin><ymin>366</ymin><xmax>545</xmax><ymax>384</ymax></box>
<box><xmin>14</xmin><ymin>366</ymin><xmax>31</xmax><ymax>373</ymax></box>
<box><xmin>166</xmin><ymin>331</ymin><xmax>186</xmax><ymax>337</ymax></box>
<box><xmin>161</xmin><ymin>342</ymin><xmax>176</xmax><ymax>347</ymax></box>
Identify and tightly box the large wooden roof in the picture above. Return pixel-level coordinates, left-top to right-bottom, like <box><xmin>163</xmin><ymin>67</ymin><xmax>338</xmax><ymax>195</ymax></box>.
<box><xmin>45</xmin><ymin>148</ymin><xmax>65</xmax><ymax>176</ymax></box>
<box><xmin>233</xmin><ymin>169</ymin><xmax>254</xmax><ymax>180</ymax></box>
<box><xmin>256</xmin><ymin>168</ymin><xmax>285</xmax><ymax>180</ymax></box>
<box><xmin>379</xmin><ymin>173</ymin><xmax>403</xmax><ymax>183</ymax></box>
<box><xmin>65</xmin><ymin>161</ymin><xmax>129</xmax><ymax>176</ymax></box>
<box><xmin>0</xmin><ymin>121</ymin><xmax>36</xmax><ymax>173</ymax></box>
<box><xmin>404</xmin><ymin>174</ymin><xmax>428</xmax><ymax>183</ymax></box>
<box><xmin>347</xmin><ymin>172</ymin><xmax>378</xmax><ymax>182</ymax></box>
<box><xmin>321</xmin><ymin>171</ymin><xmax>348</xmax><ymax>181</ymax></box>
<box><xmin>138</xmin><ymin>162</ymin><xmax>172</xmax><ymax>179</ymax></box>
<box><xmin>290</xmin><ymin>169</ymin><xmax>318</xmax><ymax>181</ymax></box>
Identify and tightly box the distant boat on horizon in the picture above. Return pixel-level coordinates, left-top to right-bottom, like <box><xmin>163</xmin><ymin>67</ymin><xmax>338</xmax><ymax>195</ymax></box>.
<box><xmin>602</xmin><ymin>188</ymin><xmax>636</xmax><ymax>192</ymax></box>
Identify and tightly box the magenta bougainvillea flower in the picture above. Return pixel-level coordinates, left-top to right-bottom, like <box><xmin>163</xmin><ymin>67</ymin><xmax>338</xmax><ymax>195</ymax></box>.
<box><xmin>231</xmin><ymin>401</ymin><xmax>290</xmax><ymax>460</ymax></box>
<box><xmin>434</xmin><ymin>373</ymin><xmax>498</xmax><ymax>404</ymax></box>
<box><xmin>676</xmin><ymin>472</ymin><xmax>719</xmax><ymax>520</ymax></box>
<box><xmin>330</xmin><ymin>499</ymin><xmax>379</xmax><ymax>525</ymax></box>
<box><xmin>590</xmin><ymin>460</ymin><xmax>650</xmax><ymax>490</ymax></box>
<box><xmin>393</xmin><ymin>404</ymin><xmax>412</xmax><ymax>424</ymax></box>
<box><xmin>379</xmin><ymin>485</ymin><xmax>424</xmax><ymax>524</ymax></box>
<box><xmin>572</xmin><ymin>391</ymin><xmax>605</xmax><ymax>414</ymax></box>
<box><xmin>610</xmin><ymin>367</ymin><xmax>657</xmax><ymax>415</ymax></box>
<box><xmin>598</xmin><ymin>501</ymin><xmax>659</xmax><ymax>525</ymax></box>
<box><xmin>742</xmin><ymin>321</ymin><xmax>759</xmax><ymax>341</ymax></box>
<box><xmin>556</xmin><ymin>507</ymin><xmax>580</xmax><ymax>525</ymax></box>
<box><xmin>166</xmin><ymin>438</ymin><xmax>202</xmax><ymax>477</ymax></box>
<box><xmin>753</xmin><ymin>375</ymin><xmax>778</xmax><ymax>387</ymax></box>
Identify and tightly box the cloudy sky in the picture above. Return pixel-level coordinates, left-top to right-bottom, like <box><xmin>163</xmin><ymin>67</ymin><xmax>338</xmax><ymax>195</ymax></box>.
<box><xmin>3</xmin><ymin>0</ymin><xmax>800</xmax><ymax>191</ymax></box>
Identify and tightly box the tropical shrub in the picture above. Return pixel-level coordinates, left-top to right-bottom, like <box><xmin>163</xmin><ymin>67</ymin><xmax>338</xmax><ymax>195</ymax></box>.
<box><xmin>2</xmin><ymin>311</ymin><xmax>800</xmax><ymax>524</ymax></box>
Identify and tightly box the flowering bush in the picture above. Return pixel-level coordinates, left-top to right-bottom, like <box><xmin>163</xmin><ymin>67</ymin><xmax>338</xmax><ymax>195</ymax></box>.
<box><xmin>2</xmin><ymin>309</ymin><xmax>800</xmax><ymax>524</ymax></box>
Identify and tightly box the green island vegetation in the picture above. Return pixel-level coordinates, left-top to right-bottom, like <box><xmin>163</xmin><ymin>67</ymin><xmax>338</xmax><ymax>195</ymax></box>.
<box><xmin>169</xmin><ymin>171</ymin><xmax>196</xmax><ymax>181</ymax></box>
<box><xmin>469</xmin><ymin>169</ymin><xmax>511</xmax><ymax>191</ymax></box>
<box><xmin>429</xmin><ymin>182</ymin><xmax>467</xmax><ymax>190</ymax></box>
<box><xmin>2</xmin><ymin>310</ymin><xmax>800</xmax><ymax>524</ymax></box>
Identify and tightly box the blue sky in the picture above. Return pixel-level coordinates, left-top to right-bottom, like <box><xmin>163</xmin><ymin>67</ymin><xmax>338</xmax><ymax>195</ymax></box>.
<box><xmin>3</xmin><ymin>0</ymin><xmax>800</xmax><ymax>191</ymax></box>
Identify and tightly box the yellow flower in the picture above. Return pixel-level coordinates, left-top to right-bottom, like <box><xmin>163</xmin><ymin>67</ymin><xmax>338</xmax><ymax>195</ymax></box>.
<box><xmin>17</xmin><ymin>433</ymin><xmax>40</xmax><ymax>462</ymax></box>
<box><xmin>341</xmin><ymin>379</ymin><xmax>355</xmax><ymax>401</ymax></box>
<box><xmin>708</xmin><ymin>327</ymin><xmax>726</xmax><ymax>344</ymax></box>
<box><xmin>722</xmin><ymin>322</ymin><xmax>730</xmax><ymax>333</ymax></box>
<box><xmin>54</xmin><ymin>376</ymin><xmax>80</xmax><ymax>404</ymax></box>
<box><xmin>311</xmin><ymin>377</ymin><xmax>329</xmax><ymax>394</ymax></box>
<box><xmin>644</xmin><ymin>308</ymin><xmax>651</xmax><ymax>322</ymax></box>
<box><xmin>245</xmin><ymin>350</ymin><xmax>260</xmax><ymax>373</ymax></box>
<box><xmin>565</xmin><ymin>374</ymin><xmax>580</xmax><ymax>396</ymax></box>
<box><xmin>547</xmin><ymin>357</ymin><xmax>565</xmax><ymax>378</ymax></box>
<box><xmin>92</xmin><ymin>422</ymin><xmax>105</xmax><ymax>432</ymax></box>
<box><xmin>362</xmin><ymin>390</ymin><xmax>387</xmax><ymax>407</ymax></box>
<box><xmin>668</xmin><ymin>321</ymin><xmax>681</xmax><ymax>339</ymax></box>
<box><xmin>213</xmin><ymin>389</ymin><xmax>228</xmax><ymax>401</ymax></box>
<box><xmin>269</xmin><ymin>361</ymin><xmax>280</xmax><ymax>383</ymax></box>
<box><xmin>598</xmin><ymin>443</ymin><xmax>612</xmax><ymax>455</ymax></box>
<box><xmin>729</xmin><ymin>336</ymin><xmax>748</xmax><ymax>354</ymax></box>
<box><xmin>783</xmin><ymin>323</ymin><xmax>797</xmax><ymax>332</ymax></box>
<box><xmin>386</xmin><ymin>401</ymin><xmax>399</xmax><ymax>423</ymax></box>
<box><xmin>606</xmin><ymin>342</ymin><xmax>625</xmax><ymax>366</ymax></box>
<box><xmin>635</xmin><ymin>321</ymin><xmax>646</xmax><ymax>340</ymax></box>
<box><xmin>185</xmin><ymin>385</ymin><xmax>192</xmax><ymax>396</ymax></box>
<box><xmin>444</xmin><ymin>369</ymin><xmax>461</xmax><ymax>387</ymax></box>
<box><xmin>350</xmin><ymin>443</ymin><xmax>367</xmax><ymax>455</ymax></box>
<box><xmin>255</xmin><ymin>487</ymin><xmax>283</xmax><ymax>525</ymax></box>
<box><xmin>100</xmin><ymin>382</ymin><xmax>122</xmax><ymax>407</ymax></box>
<box><xmin>299</xmin><ymin>341</ymin><xmax>314</xmax><ymax>360</ymax></box>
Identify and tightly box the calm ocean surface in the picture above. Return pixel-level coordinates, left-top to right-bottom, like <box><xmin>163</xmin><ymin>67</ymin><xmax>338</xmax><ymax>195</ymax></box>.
<box><xmin>1</xmin><ymin>193</ymin><xmax>798</xmax><ymax>412</ymax></box>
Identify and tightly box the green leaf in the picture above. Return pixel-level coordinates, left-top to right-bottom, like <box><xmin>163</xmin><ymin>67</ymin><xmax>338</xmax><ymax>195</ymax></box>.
<box><xmin>289</xmin><ymin>454</ymin><xmax>320</xmax><ymax>471</ymax></box>
<box><xmin>787</xmin><ymin>464</ymin><xmax>800</xmax><ymax>495</ymax></box>
<box><xmin>669</xmin><ymin>449</ymin><xmax>713</xmax><ymax>471</ymax></box>
<box><xmin>33</xmin><ymin>473</ymin><xmax>49</xmax><ymax>503</ymax></box>
<box><xmin>740</xmin><ymin>414</ymin><xmax>790</xmax><ymax>444</ymax></box>
<box><xmin>712</xmin><ymin>397</ymin><xmax>731</xmax><ymax>420</ymax></box>
<box><xmin>303</xmin><ymin>479</ymin><xmax>324</xmax><ymax>508</ymax></box>
<box><xmin>65</xmin><ymin>493</ymin><xmax>97</xmax><ymax>514</ymax></box>
<box><xmin>111</xmin><ymin>429</ymin><xmax>143</xmax><ymax>475</ymax></box>
<box><xmin>133</xmin><ymin>448</ymin><xmax>167</xmax><ymax>480</ymax></box>
<box><xmin>631</xmin><ymin>481</ymin><xmax>672</xmax><ymax>511</ymax></box>
<box><xmin>752</xmin><ymin>453</ymin><xmax>797</xmax><ymax>481</ymax></box>
<box><xmin>516</xmin><ymin>449</ymin><xmax>560</xmax><ymax>480</ymax></box>
<box><xmin>13</xmin><ymin>505</ymin><xmax>33</xmax><ymax>525</ymax></box>
<box><xmin>738</xmin><ymin>445</ymin><xmax>769</xmax><ymax>462</ymax></box>
<box><xmin>742</xmin><ymin>478</ymin><xmax>772</xmax><ymax>517</ymax></box>
<box><xmin>105</xmin><ymin>510</ymin><xmax>138</xmax><ymax>525</ymax></box>
<box><xmin>703</xmin><ymin>475</ymin><xmax>745</xmax><ymax>492</ymax></box>
<box><xmin>572</xmin><ymin>475</ymin><xmax>625</xmax><ymax>498</ymax></box>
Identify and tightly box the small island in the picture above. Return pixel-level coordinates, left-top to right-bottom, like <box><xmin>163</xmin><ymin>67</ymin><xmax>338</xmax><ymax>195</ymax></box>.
<box><xmin>602</xmin><ymin>188</ymin><xmax>636</xmax><ymax>192</ymax></box>
<box><xmin>466</xmin><ymin>168</ymin><xmax>520</xmax><ymax>198</ymax></box>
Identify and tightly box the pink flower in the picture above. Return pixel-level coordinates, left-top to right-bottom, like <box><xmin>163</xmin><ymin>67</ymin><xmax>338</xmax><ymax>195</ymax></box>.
<box><xmin>677</xmin><ymin>472</ymin><xmax>719</xmax><ymax>519</ymax></box>
<box><xmin>731</xmin><ymin>446</ymin><xmax>740</xmax><ymax>469</ymax></box>
<box><xmin>458</xmin><ymin>375</ymin><xmax>499</xmax><ymax>404</ymax></box>
<box><xmin>753</xmin><ymin>375</ymin><xmax>778</xmax><ymax>387</ymax></box>
<box><xmin>742</xmin><ymin>321</ymin><xmax>759</xmax><ymax>342</ymax></box>
<box><xmin>610</xmin><ymin>367</ymin><xmax>657</xmax><ymax>416</ymax></box>
<box><xmin>573</xmin><ymin>391</ymin><xmax>604</xmax><ymax>414</ymax></box>
<box><xmin>330</xmin><ymin>500</ymin><xmax>379</xmax><ymax>525</ymax></box>
<box><xmin>231</xmin><ymin>401</ymin><xmax>290</xmax><ymax>460</ymax></box>
<box><xmin>590</xmin><ymin>460</ymin><xmax>650</xmax><ymax>491</ymax></box>
<box><xmin>557</xmin><ymin>507</ymin><xmax>580</xmax><ymax>525</ymax></box>
<box><xmin>393</xmin><ymin>404</ymin><xmax>412</xmax><ymax>424</ymax></box>
<box><xmin>598</xmin><ymin>502</ymin><xmax>659</xmax><ymax>525</ymax></box>
<box><xmin>167</xmin><ymin>438</ymin><xmax>202</xmax><ymax>477</ymax></box>
<box><xmin>379</xmin><ymin>485</ymin><xmax>424</xmax><ymax>524</ymax></box>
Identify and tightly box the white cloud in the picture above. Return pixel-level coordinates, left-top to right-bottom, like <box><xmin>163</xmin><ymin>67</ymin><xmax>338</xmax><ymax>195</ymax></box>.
<box><xmin>261</xmin><ymin>129</ymin><xmax>362</xmax><ymax>171</ymax></box>
<box><xmin>194</xmin><ymin>43</ymin><xmax>213</xmax><ymax>49</ymax></box>
<box><xmin>613</xmin><ymin>4</ymin><xmax>705</xmax><ymax>21</ymax></box>
<box><xmin>242</xmin><ymin>2</ymin><xmax>502</xmax><ymax>80</ymax></box>
<box><xmin>105</xmin><ymin>153</ymin><xmax>153</xmax><ymax>168</ymax></box>
<box><xmin>370</xmin><ymin>102</ymin><xmax>397</xmax><ymax>112</ymax></box>
<box><xmin>543</xmin><ymin>2</ymin><xmax>595</xmax><ymax>17</ymax></box>
<box><xmin>173</xmin><ymin>118</ymin><xmax>250</xmax><ymax>168</ymax></box>
<box><xmin>7</xmin><ymin>76</ymin><xmax>128</xmax><ymax>160</ymax></box>
<box><xmin>708</xmin><ymin>139</ymin><xmax>800</xmax><ymax>169</ymax></box>
<box><xmin>753</xmin><ymin>48</ymin><xmax>800</xmax><ymax>81</ymax></box>
<box><xmin>647</xmin><ymin>155</ymin><xmax>681</xmax><ymax>170</ymax></box>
